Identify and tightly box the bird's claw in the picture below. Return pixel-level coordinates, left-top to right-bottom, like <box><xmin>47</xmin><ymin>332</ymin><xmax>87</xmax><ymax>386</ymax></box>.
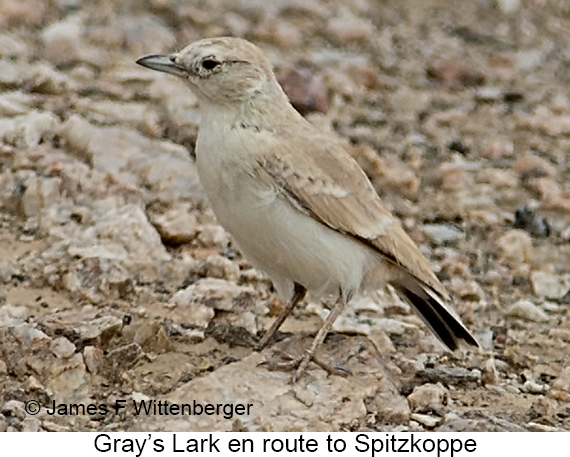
<box><xmin>258</xmin><ymin>351</ymin><xmax>351</xmax><ymax>382</ymax></box>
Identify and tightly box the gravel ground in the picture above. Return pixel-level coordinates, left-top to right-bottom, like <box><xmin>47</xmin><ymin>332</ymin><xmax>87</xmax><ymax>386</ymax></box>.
<box><xmin>0</xmin><ymin>0</ymin><xmax>569</xmax><ymax>432</ymax></box>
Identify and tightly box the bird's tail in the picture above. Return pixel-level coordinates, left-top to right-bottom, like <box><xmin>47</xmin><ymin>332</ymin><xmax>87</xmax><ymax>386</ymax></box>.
<box><xmin>392</xmin><ymin>279</ymin><xmax>479</xmax><ymax>351</ymax></box>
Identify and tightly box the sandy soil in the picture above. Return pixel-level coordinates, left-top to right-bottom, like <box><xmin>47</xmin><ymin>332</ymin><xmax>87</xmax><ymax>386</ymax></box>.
<box><xmin>0</xmin><ymin>0</ymin><xmax>569</xmax><ymax>432</ymax></box>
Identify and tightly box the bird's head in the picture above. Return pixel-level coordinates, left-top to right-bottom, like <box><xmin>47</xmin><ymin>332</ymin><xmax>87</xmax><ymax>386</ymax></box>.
<box><xmin>137</xmin><ymin>37</ymin><xmax>278</xmax><ymax>106</ymax></box>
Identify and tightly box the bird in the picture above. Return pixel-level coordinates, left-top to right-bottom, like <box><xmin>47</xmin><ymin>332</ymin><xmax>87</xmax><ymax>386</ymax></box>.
<box><xmin>136</xmin><ymin>37</ymin><xmax>479</xmax><ymax>381</ymax></box>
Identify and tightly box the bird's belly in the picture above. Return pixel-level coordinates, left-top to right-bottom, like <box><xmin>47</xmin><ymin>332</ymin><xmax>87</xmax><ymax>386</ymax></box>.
<box><xmin>207</xmin><ymin>183</ymin><xmax>375</xmax><ymax>301</ymax></box>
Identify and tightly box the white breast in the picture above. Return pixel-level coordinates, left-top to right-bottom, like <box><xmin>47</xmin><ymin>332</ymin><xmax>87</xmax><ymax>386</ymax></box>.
<box><xmin>195</xmin><ymin>122</ymin><xmax>381</xmax><ymax>303</ymax></box>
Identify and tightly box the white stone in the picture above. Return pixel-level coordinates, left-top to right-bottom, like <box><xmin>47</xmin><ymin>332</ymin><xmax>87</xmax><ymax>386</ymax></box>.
<box><xmin>422</xmin><ymin>224</ymin><xmax>464</xmax><ymax>244</ymax></box>
<box><xmin>531</xmin><ymin>271</ymin><xmax>570</xmax><ymax>299</ymax></box>
<box><xmin>507</xmin><ymin>299</ymin><xmax>549</xmax><ymax>322</ymax></box>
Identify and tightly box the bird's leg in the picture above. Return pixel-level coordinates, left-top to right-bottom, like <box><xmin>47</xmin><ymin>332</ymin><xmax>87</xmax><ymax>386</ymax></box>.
<box><xmin>292</xmin><ymin>295</ymin><xmax>346</xmax><ymax>382</ymax></box>
<box><xmin>258</xmin><ymin>295</ymin><xmax>350</xmax><ymax>382</ymax></box>
<box><xmin>256</xmin><ymin>283</ymin><xmax>306</xmax><ymax>351</ymax></box>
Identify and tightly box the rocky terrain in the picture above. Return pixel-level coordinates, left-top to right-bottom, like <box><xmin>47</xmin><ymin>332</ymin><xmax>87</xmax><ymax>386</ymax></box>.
<box><xmin>0</xmin><ymin>0</ymin><xmax>569</xmax><ymax>432</ymax></box>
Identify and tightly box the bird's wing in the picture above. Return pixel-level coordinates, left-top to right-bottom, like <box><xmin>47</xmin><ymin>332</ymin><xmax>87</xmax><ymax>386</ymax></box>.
<box><xmin>255</xmin><ymin>130</ymin><xmax>448</xmax><ymax>299</ymax></box>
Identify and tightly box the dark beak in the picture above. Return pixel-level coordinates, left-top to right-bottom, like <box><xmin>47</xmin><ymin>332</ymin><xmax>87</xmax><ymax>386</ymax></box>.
<box><xmin>136</xmin><ymin>54</ymin><xmax>188</xmax><ymax>78</ymax></box>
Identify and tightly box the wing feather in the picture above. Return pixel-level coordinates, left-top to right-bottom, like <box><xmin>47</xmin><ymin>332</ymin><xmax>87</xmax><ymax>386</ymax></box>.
<box><xmin>255</xmin><ymin>130</ymin><xmax>448</xmax><ymax>299</ymax></box>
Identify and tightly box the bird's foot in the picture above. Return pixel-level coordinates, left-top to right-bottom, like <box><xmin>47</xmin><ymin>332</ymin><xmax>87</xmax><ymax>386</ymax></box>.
<box><xmin>254</xmin><ymin>333</ymin><xmax>274</xmax><ymax>352</ymax></box>
<box><xmin>258</xmin><ymin>350</ymin><xmax>351</xmax><ymax>382</ymax></box>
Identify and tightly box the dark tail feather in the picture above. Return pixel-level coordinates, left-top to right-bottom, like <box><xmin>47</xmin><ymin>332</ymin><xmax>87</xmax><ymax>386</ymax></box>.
<box><xmin>393</xmin><ymin>284</ymin><xmax>479</xmax><ymax>351</ymax></box>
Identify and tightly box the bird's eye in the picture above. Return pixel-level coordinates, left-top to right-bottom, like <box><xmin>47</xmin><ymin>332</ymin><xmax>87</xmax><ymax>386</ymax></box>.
<box><xmin>201</xmin><ymin>58</ymin><xmax>220</xmax><ymax>70</ymax></box>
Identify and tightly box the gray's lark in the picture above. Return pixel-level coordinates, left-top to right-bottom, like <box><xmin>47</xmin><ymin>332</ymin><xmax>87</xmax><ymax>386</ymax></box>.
<box><xmin>137</xmin><ymin>37</ymin><xmax>479</xmax><ymax>381</ymax></box>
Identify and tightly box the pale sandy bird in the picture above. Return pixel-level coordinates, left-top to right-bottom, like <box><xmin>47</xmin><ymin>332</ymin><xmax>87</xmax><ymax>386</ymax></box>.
<box><xmin>137</xmin><ymin>37</ymin><xmax>479</xmax><ymax>380</ymax></box>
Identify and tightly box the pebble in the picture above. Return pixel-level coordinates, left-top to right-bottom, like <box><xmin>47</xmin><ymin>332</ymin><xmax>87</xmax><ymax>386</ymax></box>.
<box><xmin>513</xmin><ymin>206</ymin><xmax>550</xmax><ymax>237</ymax></box>
<box><xmin>530</xmin><ymin>271</ymin><xmax>570</xmax><ymax>299</ymax></box>
<box><xmin>50</xmin><ymin>336</ymin><xmax>76</xmax><ymax>358</ymax></box>
<box><xmin>526</xmin><ymin>423</ymin><xmax>566</xmax><ymax>432</ymax></box>
<box><xmin>438</xmin><ymin>163</ymin><xmax>471</xmax><ymax>190</ymax></box>
<box><xmin>200</xmin><ymin>255</ymin><xmax>241</xmax><ymax>282</ymax></box>
<box><xmin>171</xmin><ymin>278</ymin><xmax>254</xmax><ymax>312</ymax></box>
<box><xmin>485</xmin><ymin>385</ymin><xmax>505</xmax><ymax>395</ymax></box>
<box><xmin>497</xmin><ymin>0</ymin><xmax>521</xmax><ymax>14</ymax></box>
<box><xmin>507</xmin><ymin>299</ymin><xmax>549</xmax><ymax>323</ymax></box>
<box><xmin>541</xmin><ymin>301</ymin><xmax>560</xmax><ymax>313</ymax></box>
<box><xmin>0</xmin><ymin>304</ymin><xmax>28</xmax><ymax>327</ymax></box>
<box><xmin>20</xmin><ymin>417</ymin><xmax>40</xmax><ymax>432</ymax></box>
<box><xmin>41</xmin><ymin>14</ymin><xmax>84</xmax><ymax>66</ymax></box>
<box><xmin>361</xmin><ymin>378</ymin><xmax>411</xmax><ymax>425</ymax></box>
<box><xmin>422</xmin><ymin>224</ymin><xmax>465</xmax><ymax>245</ymax></box>
<box><xmin>408</xmin><ymin>383</ymin><xmax>448</xmax><ymax>411</ymax></box>
<box><xmin>476</xmin><ymin>329</ymin><xmax>494</xmax><ymax>351</ymax></box>
<box><xmin>522</xmin><ymin>380</ymin><xmax>548</xmax><ymax>395</ymax></box>
<box><xmin>504</xmin><ymin>385</ymin><xmax>521</xmax><ymax>394</ymax></box>
<box><xmin>168</xmin><ymin>278</ymin><xmax>256</xmax><ymax>331</ymax></box>
<box><xmin>278</xmin><ymin>66</ymin><xmax>330</xmax><ymax>114</ymax></box>
<box><xmin>150</xmin><ymin>204</ymin><xmax>200</xmax><ymax>245</ymax></box>
<box><xmin>426</xmin><ymin>60</ymin><xmax>485</xmax><ymax>88</ymax></box>
<box><xmin>549</xmin><ymin>328</ymin><xmax>570</xmax><ymax>342</ymax></box>
<box><xmin>415</xmin><ymin>367</ymin><xmax>481</xmax><ymax>387</ymax></box>
<box><xmin>73</xmin><ymin>98</ymin><xmax>161</xmax><ymax>133</ymax></box>
<box><xmin>450</xmin><ymin>279</ymin><xmax>485</xmax><ymax>302</ymax></box>
<box><xmin>197</xmin><ymin>224</ymin><xmax>231</xmax><ymax>248</ymax></box>
<box><xmin>482</xmin><ymin>358</ymin><xmax>499</xmax><ymax>385</ymax></box>
<box><xmin>23</xmin><ymin>375</ymin><xmax>44</xmax><ymax>392</ymax></box>
<box><xmin>0</xmin><ymin>91</ymin><xmax>34</xmax><ymax>116</ymax></box>
<box><xmin>133</xmin><ymin>322</ymin><xmax>170</xmax><ymax>353</ymax></box>
<box><xmin>105</xmin><ymin>343</ymin><xmax>143</xmax><ymax>374</ymax></box>
<box><xmin>326</xmin><ymin>9</ymin><xmax>375</xmax><ymax>44</ymax></box>
<box><xmin>368</xmin><ymin>330</ymin><xmax>396</xmax><ymax>355</ymax></box>
<box><xmin>475</xmin><ymin>86</ymin><xmax>502</xmax><ymax>103</ymax></box>
<box><xmin>58</xmin><ymin>115</ymin><xmax>202</xmax><ymax>200</ymax></box>
<box><xmin>524</xmin><ymin>107</ymin><xmax>570</xmax><ymax>136</ymax></box>
<box><xmin>77</xmin><ymin>315</ymin><xmax>125</xmax><ymax>343</ymax></box>
<box><xmin>513</xmin><ymin>154</ymin><xmax>557</xmax><ymax>178</ymax></box>
<box><xmin>515</xmin><ymin>49</ymin><xmax>544</xmax><ymax>72</ymax></box>
<box><xmin>26</xmin><ymin>62</ymin><xmax>73</xmax><ymax>95</ymax></box>
<box><xmin>0</xmin><ymin>111</ymin><xmax>59</xmax><ymax>148</ymax></box>
<box><xmin>410</xmin><ymin>413</ymin><xmax>442</xmax><ymax>428</ymax></box>
<box><xmin>495</xmin><ymin>229</ymin><xmax>533</xmax><ymax>265</ymax></box>
<box><xmin>41</xmin><ymin>310</ymin><xmax>123</xmax><ymax>345</ymax></box>
<box><xmin>83</xmin><ymin>346</ymin><xmax>104</xmax><ymax>375</ymax></box>
<box><xmin>0</xmin><ymin>33</ymin><xmax>27</xmax><ymax>58</ymax></box>
<box><xmin>120</xmin><ymin>14</ymin><xmax>175</xmax><ymax>56</ymax></box>
<box><xmin>11</xmin><ymin>324</ymin><xmax>50</xmax><ymax>349</ymax></box>
<box><xmin>1</xmin><ymin>400</ymin><xmax>26</xmax><ymax>421</ymax></box>
<box><xmin>482</xmin><ymin>139</ymin><xmax>514</xmax><ymax>159</ymax></box>
<box><xmin>21</xmin><ymin>175</ymin><xmax>62</xmax><ymax>218</ymax></box>
<box><xmin>494</xmin><ymin>359</ymin><xmax>510</xmax><ymax>372</ymax></box>
<box><xmin>551</xmin><ymin>366</ymin><xmax>570</xmax><ymax>393</ymax></box>
<box><xmin>529</xmin><ymin>397</ymin><xmax>556</xmax><ymax>419</ymax></box>
<box><xmin>131</xmin><ymin>391</ymin><xmax>150</xmax><ymax>403</ymax></box>
<box><xmin>438</xmin><ymin>414</ymin><xmax>525</xmax><ymax>432</ymax></box>
<box><xmin>42</xmin><ymin>421</ymin><xmax>71</xmax><ymax>432</ymax></box>
<box><xmin>374</xmin><ymin>318</ymin><xmax>419</xmax><ymax>337</ymax></box>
